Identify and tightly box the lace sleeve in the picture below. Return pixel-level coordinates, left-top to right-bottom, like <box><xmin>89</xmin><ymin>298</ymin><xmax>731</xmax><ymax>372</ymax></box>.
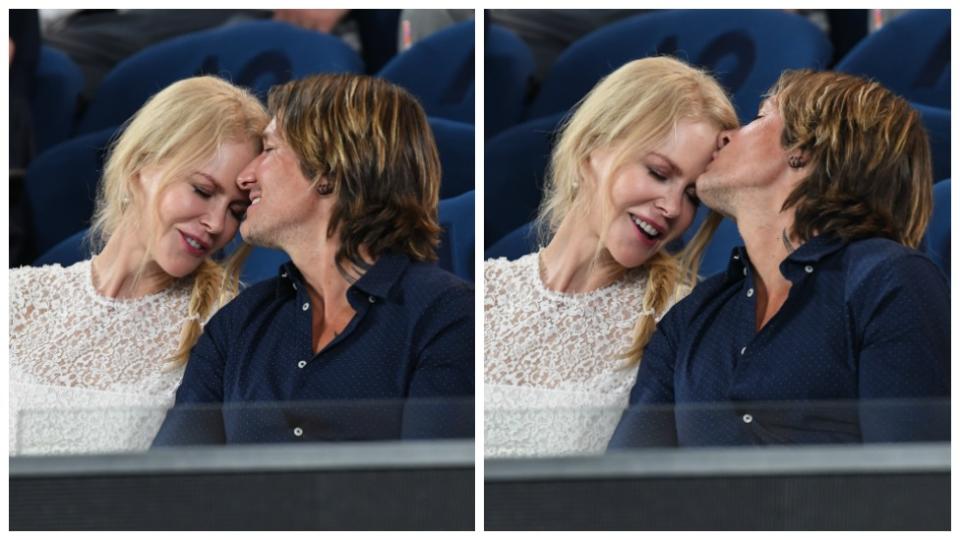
<box><xmin>10</xmin><ymin>265</ymin><xmax>57</xmax><ymax>338</ymax></box>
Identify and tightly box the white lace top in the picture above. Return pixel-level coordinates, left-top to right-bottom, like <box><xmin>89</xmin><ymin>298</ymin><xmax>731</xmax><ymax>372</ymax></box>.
<box><xmin>9</xmin><ymin>260</ymin><xmax>193</xmax><ymax>456</ymax></box>
<box><xmin>484</xmin><ymin>252</ymin><xmax>686</xmax><ymax>458</ymax></box>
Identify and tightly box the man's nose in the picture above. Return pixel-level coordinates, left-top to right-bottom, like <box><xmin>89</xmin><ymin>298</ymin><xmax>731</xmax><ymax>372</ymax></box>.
<box><xmin>717</xmin><ymin>130</ymin><xmax>733</xmax><ymax>150</ymax></box>
<box><xmin>236</xmin><ymin>155</ymin><xmax>261</xmax><ymax>190</ymax></box>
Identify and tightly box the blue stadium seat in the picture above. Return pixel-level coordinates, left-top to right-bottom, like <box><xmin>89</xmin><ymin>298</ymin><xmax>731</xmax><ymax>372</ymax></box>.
<box><xmin>378</xmin><ymin>20</ymin><xmax>474</xmax><ymax>125</ymax></box>
<box><xmin>75</xmin><ymin>21</ymin><xmax>364</xmax><ymax>135</ymax></box>
<box><xmin>484</xmin><ymin>113</ymin><xmax>566</xmax><ymax>247</ymax></box>
<box><xmin>485</xmin><ymin>221</ymin><xmax>538</xmax><ymax>262</ymax></box>
<box><xmin>25</xmin><ymin>127</ymin><xmax>119</xmax><ymax>256</ymax></box>
<box><xmin>430</xmin><ymin>117</ymin><xmax>474</xmax><ymax>199</ymax></box>
<box><xmin>241</xmin><ymin>246</ymin><xmax>291</xmax><ymax>286</ymax></box>
<box><xmin>485</xmin><ymin>24</ymin><xmax>535</xmax><ymax>139</ymax></box>
<box><xmin>31</xmin><ymin>46</ymin><xmax>86</xmax><ymax>153</ymax></box>
<box><xmin>33</xmin><ymin>228</ymin><xmax>90</xmax><ymax>267</ymax></box>
<box><xmin>698</xmin><ymin>217</ymin><xmax>743</xmax><ymax>279</ymax></box>
<box><xmin>836</xmin><ymin>10</ymin><xmax>950</xmax><ymax>109</ymax></box>
<box><xmin>914</xmin><ymin>103</ymin><xmax>951</xmax><ymax>183</ymax></box>
<box><xmin>438</xmin><ymin>190</ymin><xmax>475</xmax><ymax>281</ymax></box>
<box><xmin>524</xmin><ymin>10</ymin><xmax>832</xmax><ymax>124</ymax></box>
<box><xmin>925</xmin><ymin>179</ymin><xmax>950</xmax><ymax>278</ymax></box>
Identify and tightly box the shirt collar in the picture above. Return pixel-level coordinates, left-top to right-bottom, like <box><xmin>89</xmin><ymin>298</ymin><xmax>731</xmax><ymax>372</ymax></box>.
<box><xmin>275</xmin><ymin>252</ymin><xmax>410</xmax><ymax>300</ymax></box>
<box><xmin>722</xmin><ymin>235</ymin><xmax>847</xmax><ymax>283</ymax></box>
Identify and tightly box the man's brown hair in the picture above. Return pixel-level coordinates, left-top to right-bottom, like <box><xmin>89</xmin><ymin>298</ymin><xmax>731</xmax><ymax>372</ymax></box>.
<box><xmin>772</xmin><ymin>69</ymin><xmax>933</xmax><ymax>248</ymax></box>
<box><xmin>267</xmin><ymin>73</ymin><xmax>443</xmax><ymax>273</ymax></box>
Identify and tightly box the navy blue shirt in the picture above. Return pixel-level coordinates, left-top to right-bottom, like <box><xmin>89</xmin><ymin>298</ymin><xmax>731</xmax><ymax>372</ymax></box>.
<box><xmin>153</xmin><ymin>253</ymin><xmax>474</xmax><ymax>445</ymax></box>
<box><xmin>608</xmin><ymin>236</ymin><xmax>950</xmax><ymax>448</ymax></box>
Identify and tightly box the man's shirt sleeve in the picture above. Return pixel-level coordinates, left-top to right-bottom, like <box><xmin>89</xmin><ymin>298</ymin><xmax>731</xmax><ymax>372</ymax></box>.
<box><xmin>607</xmin><ymin>307</ymin><xmax>680</xmax><ymax>449</ymax></box>
<box><xmin>401</xmin><ymin>284</ymin><xmax>475</xmax><ymax>439</ymax></box>
<box><xmin>152</xmin><ymin>308</ymin><xmax>230</xmax><ymax>446</ymax></box>
<box><xmin>855</xmin><ymin>254</ymin><xmax>950</xmax><ymax>442</ymax></box>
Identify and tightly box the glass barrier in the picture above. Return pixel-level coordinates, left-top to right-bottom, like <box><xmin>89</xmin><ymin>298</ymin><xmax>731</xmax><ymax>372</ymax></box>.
<box><xmin>484</xmin><ymin>397</ymin><xmax>950</xmax><ymax>459</ymax></box>
<box><xmin>11</xmin><ymin>397</ymin><xmax>474</xmax><ymax>457</ymax></box>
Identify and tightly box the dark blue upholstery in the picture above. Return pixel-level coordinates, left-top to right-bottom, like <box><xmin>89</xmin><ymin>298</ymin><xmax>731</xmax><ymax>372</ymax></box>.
<box><xmin>524</xmin><ymin>10</ymin><xmax>832</xmax><ymax>123</ymax></box>
<box><xmin>836</xmin><ymin>10</ymin><xmax>950</xmax><ymax>109</ymax></box>
<box><xmin>438</xmin><ymin>190</ymin><xmax>475</xmax><ymax>282</ymax></box>
<box><xmin>925</xmin><ymin>179</ymin><xmax>950</xmax><ymax>278</ymax></box>
<box><xmin>33</xmin><ymin>228</ymin><xmax>90</xmax><ymax>267</ymax></box>
<box><xmin>378</xmin><ymin>20</ymin><xmax>474</xmax><ymax>124</ymax></box>
<box><xmin>485</xmin><ymin>221</ymin><xmax>538</xmax><ymax>262</ymax></box>
<box><xmin>430</xmin><ymin>117</ymin><xmax>475</xmax><ymax>199</ymax></box>
<box><xmin>240</xmin><ymin>246</ymin><xmax>291</xmax><ymax>286</ymax></box>
<box><xmin>697</xmin><ymin>217</ymin><xmax>744</xmax><ymax>279</ymax></box>
<box><xmin>485</xmin><ymin>24</ymin><xmax>535</xmax><ymax>139</ymax></box>
<box><xmin>75</xmin><ymin>21</ymin><xmax>364</xmax><ymax>135</ymax></box>
<box><xmin>484</xmin><ymin>113</ymin><xmax>566</xmax><ymax>248</ymax></box>
<box><xmin>31</xmin><ymin>46</ymin><xmax>85</xmax><ymax>153</ymax></box>
<box><xmin>914</xmin><ymin>103</ymin><xmax>951</xmax><ymax>183</ymax></box>
<box><xmin>25</xmin><ymin>127</ymin><xmax>119</xmax><ymax>256</ymax></box>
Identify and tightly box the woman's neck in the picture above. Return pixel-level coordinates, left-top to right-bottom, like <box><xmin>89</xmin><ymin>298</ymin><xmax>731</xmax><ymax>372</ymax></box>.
<box><xmin>92</xmin><ymin>228</ymin><xmax>173</xmax><ymax>299</ymax></box>
<box><xmin>539</xmin><ymin>214</ymin><xmax>624</xmax><ymax>293</ymax></box>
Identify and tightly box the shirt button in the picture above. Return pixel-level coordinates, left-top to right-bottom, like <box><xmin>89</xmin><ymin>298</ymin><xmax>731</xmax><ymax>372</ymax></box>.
<box><xmin>804</xmin><ymin>265</ymin><xmax>814</xmax><ymax>274</ymax></box>
<box><xmin>302</xmin><ymin>302</ymin><xmax>310</xmax><ymax>311</ymax></box>
<box><xmin>293</xmin><ymin>427</ymin><xmax>303</xmax><ymax>437</ymax></box>
<box><xmin>292</xmin><ymin>283</ymin><xmax>297</xmax><ymax>290</ymax></box>
<box><xmin>740</xmin><ymin>346</ymin><xmax>747</xmax><ymax>355</ymax></box>
<box><xmin>733</xmin><ymin>254</ymin><xmax>740</xmax><ymax>260</ymax></box>
<box><xmin>742</xmin><ymin>414</ymin><xmax>753</xmax><ymax>424</ymax></box>
<box><xmin>297</xmin><ymin>360</ymin><xmax>307</xmax><ymax>369</ymax></box>
<box><xmin>742</xmin><ymin>267</ymin><xmax>747</xmax><ymax>276</ymax></box>
<box><xmin>281</xmin><ymin>272</ymin><xmax>288</xmax><ymax>278</ymax></box>
<box><xmin>368</xmin><ymin>295</ymin><xmax>376</xmax><ymax>304</ymax></box>
<box><xmin>746</xmin><ymin>288</ymin><xmax>754</xmax><ymax>297</ymax></box>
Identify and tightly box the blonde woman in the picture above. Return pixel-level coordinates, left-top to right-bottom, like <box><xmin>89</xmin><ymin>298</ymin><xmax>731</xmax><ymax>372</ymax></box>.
<box><xmin>484</xmin><ymin>57</ymin><xmax>738</xmax><ymax>458</ymax></box>
<box><xmin>9</xmin><ymin>76</ymin><xmax>268</xmax><ymax>455</ymax></box>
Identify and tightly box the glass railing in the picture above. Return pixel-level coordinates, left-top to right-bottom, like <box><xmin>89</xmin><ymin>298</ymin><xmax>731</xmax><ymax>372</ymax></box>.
<box><xmin>484</xmin><ymin>398</ymin><xmax>949</xmax><ymax>530</ymax></box>
<box><xmin>11</xmin><ymin>397</ymin><xmax>475</xmax><ymax>457</ymax></box>
<box><xmin>484</xmin><ymin>397</ymin><xmax>950</xmax><ymax>459</ymax></box>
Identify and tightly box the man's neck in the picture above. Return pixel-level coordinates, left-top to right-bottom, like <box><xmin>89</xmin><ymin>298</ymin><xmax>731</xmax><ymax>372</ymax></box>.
<box><xmin>736</xmin><ymin>199</ymin><xmax>799</xmax><ymax>331</ymax></box>
<box><xmin>285</xmin><ymin>235</ymin><xmax>355</xmax><ymax>310</ymax></box>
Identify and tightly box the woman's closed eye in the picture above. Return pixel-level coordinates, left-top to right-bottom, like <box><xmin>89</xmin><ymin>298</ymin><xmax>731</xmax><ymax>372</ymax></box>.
<box><xmin>193</xmin><ymin>185</ymin><xmax>212</xmax><ymax>198</ymax></box>
<box><xmin>648</xmin><ymin>167</ymin><xmax>668</xmax><ymax>181</ymax></box>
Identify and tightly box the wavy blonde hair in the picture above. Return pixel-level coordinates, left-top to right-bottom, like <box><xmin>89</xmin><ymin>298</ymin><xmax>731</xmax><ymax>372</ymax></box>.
<box><xmin>90</xmin><ymin>75</ymin><xmax>269</xmax><ymax>365</ymax></box>
<box><xmin>536</xmin><ymin>56</ymin><xmax>738</xmax><ymax>364</ymax></box>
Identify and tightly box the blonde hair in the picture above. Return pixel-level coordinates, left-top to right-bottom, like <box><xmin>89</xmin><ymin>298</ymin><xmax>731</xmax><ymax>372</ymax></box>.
<box><xmin>90</xmin><ymin>75</ymin><xmax>269</xmax><ymax>365</ymax></box>
<box><xmin>536</xmin><ymin>56</ymin><xmax>738</xmax><ymax>364</ymax></box>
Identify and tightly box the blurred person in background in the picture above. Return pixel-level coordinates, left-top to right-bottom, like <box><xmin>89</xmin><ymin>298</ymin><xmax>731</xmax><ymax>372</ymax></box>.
<box><xmin>610</xmin><ymin>70</ymin><xmax>949</xmax><ymax>448</ymax></box>
<box><xmin>40</xmin><ymin>9</ymin><xmax>361</xmax><ymax>103</ymax></box>
<box><xmin>154</xmin><ymin>73</ymin><xmax>474</xmax><ymax>446</ymax></box>
<box><xmin>484</xmin><ymin>57</ymin><xmax>738</xmax><ymax>458</ymax></box>
<box><xmin>9</xmin><ymin>76</ymin><xmax>268</xmax><ymax>455</ymax></box>
<box><xmin>10</xmin><ymin>9</ymin><xmax>41</xmax><ymax>267</ymax></box>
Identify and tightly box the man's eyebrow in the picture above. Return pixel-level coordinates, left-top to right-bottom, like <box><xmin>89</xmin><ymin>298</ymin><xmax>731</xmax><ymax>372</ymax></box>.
<box><xmin>648</xmin><ymin>152</ymin><xmax>683</xmax><ymax>177</ymax></box>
